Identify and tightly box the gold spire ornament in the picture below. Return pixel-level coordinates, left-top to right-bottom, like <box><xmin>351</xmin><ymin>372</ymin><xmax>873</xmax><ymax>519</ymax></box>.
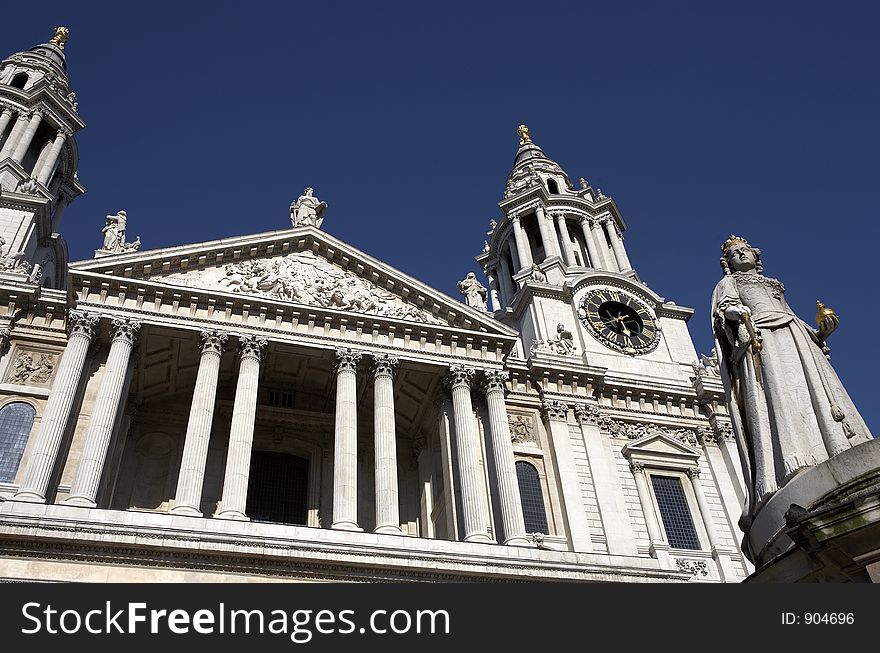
<box><xmin>721</xmin><ymin>234</ymin><xmax>750</xmax><ymax>254</ymax></box>
<box><xmin>49</xmin><ymin>26</ymin><xmax>69</xmax><ymax>50</ymax></box>
<box><xmin>517</xmin><ymin>124</ymin><xmax>531</xmax><ymax>145</ymax></box>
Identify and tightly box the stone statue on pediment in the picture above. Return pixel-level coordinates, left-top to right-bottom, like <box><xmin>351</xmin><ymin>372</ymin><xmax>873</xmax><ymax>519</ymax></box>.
<box><xmin>98</xmin><ymin>210</ymin><xmax>142</xmax><ymax>255</ymax></box>
<box><xmin>290</xmin><ymin>187</ymin><xmax>327</xmax><ymax>228</ymax></box>
<box><xmin>457</xmin><ymin>272</ymin><xmax>488</xmax><ymax>311</ymax></box>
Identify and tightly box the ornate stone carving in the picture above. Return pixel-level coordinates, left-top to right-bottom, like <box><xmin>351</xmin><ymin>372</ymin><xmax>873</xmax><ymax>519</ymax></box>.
<box><xmin>692</xmin><ymin>348</ymin><xmax>720</xmax><ymax>378</ymax></box>
<box><xmin>528</xmin><ymin>264</ymin><xmax>547</xmax><ymax>283</ymax></box>
<box><xmin>7</xmin><ymin>351</ymin><xmax>57</xmax><ymax>385</ymax></box>
<box><xmin>676</xmin><ymin>559</ymin><xmax>709</xmax><ymax>577</ymax></box>
<box><xmin>598</xmin><ymin>415</ymin><xmax>698</xmax><ymax>447</ymax></box>
<box><xmin>530</xmin><ymin>323</ymin><xmax>576</xmax><ymax>356</ymax></box>
<box><xmin>686</xmin><ymin>467</ymin><xmax>701</xmax><ymax>480</ymax></box>
<box><xmin>579</xmin><ymin>177</ymin><xmax>589</xmax><ymax>189</ymax></box>
<box><xmin>371</xmin><ymin>353</ymin><xmax>399</xmax><ymax>378</ymax></box>
<box><xmin>110</xmin><ymin>318</ymin><xmax>141</xmax><ymax>345</ymax></box>
<box><xmin>445</xmin><ymin>364</ymin><xmax>475</xmax><ymax>389</ymax></box>
<box><xmin>507</xmin><ymin>414</ymin><xmax>537</xmax><ymax>444</ymax></box>
<box><xmin>542</xmin><ymin>400</ymin><xmax>569</xmax><ymax>422</ymax></box>
<box><xmin>457</xmin><ymin>272</ymin><xmax>487</xmax><ymax>311</ymax></box>
<box><xmin>574</xmin><ymin>403</ymin><xmax>601</xmax><ymax>425</ymax></box>
<box><xmin>0</xmin><ymin>236</ymin><xmax>31</xmax><ymax>275</ymax></box>
<box><xmin>238</xmin><ymin>335</ymin><xmax>269</xmax><ymax>361</ymax></box>
<box><xmin>99</xmin><ymin>210</ymin><xmax>141</xmax><ymax>255</ymax></box>
<box><xmin>0</xmin><ymin>328</ymin><xmax>10</xmax><ymax>351</ymax></box>
<box><xmin>629</xmin><ymin>461</ymin><xmax>645</xmax><ymax>474</ymax></box>
<box><xmin>207</xmin><ymin>250</ymin><xmax>441</xmax><ymax>324</ymax></box>
<box><xmin>199</xmin><ymin>329</ymin><xmax>228</xmax><ymax>356</ymax></box>
<box><xmin>15</xmin><ymin>177</ymin><xmax>40</xmax><ymax>195</ymax></box>
<box><xmin>290</xmin><ymin>187</ymin><xmax>327</xmax><ymax>228</ymax></box>
<box><xmin>482</xmin><ymin>369</ymin><xmax>509</xmax><ymax>395</ymax></box>
<box><xmin>67</xmin><ymin>309</ymin><xmax>100</xmax><ymax>339</ymax></box>
<box><xmin>334</xmin><ymin>348</ymin><xmax>362</xmax><ymax>373</ymax></box>
<box><xmin>696</xmin><ymin>425</ymin><xmax>715</xmax><ymax>445</ymax></box>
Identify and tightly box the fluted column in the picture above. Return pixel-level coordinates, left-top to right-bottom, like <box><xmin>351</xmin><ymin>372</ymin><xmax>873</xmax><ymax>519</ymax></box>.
<box><xmin>372</xmin><ymin>354</ymin><xmax>401</xmax><ymax>534</ymax></box>
<box><xmin>486</xmin><ymin>268</ymin><xmax>501</xmax><ymax>312</ymax></box>
<box><xmin>498</xmin><ymin>254</ymin><xmax>514</xmax><ymax>302</ymax></box>
<box><xmin>0</xmin><ymin>111</ymin><xmax>28</xmax><ymax>160</ymax></box>
<box><xmin>215</xmin><ymin>335</ymin><xmax>268</xmax><ymax>520</ymax></box>
<box><xmin>554</xmin><ymin>212</ymin><xmax>578</xmax><ymax>266</ymax></box>
<box><xmin>482</xmin><ymin>370</ymin><xmax>528</xmax><ymax>545</ymax></box>
<box><xmin>604</xmin><ymin>217</ymin><xmax>630</xmax><ymax>271</ymax></box>
<box><xmin>331</xmin><ymin>348</ymin><xmax>363</xmax><ymax>530</ymax></box>
<box><xmin>170</xmin><ymin>330</ymin><xmax>228</xmax><ymax>516</ymax></box>
<box><xmin>13</xmin><ymin>310</ymin><xmax>100</xmax><ymax>502</ymax></box>
<box><xmin>589</xmin><ymin>218</ymin><xmax>612</xmax><ymax>270</ymax></box>
<box><xmin>580</xmin><ymin>217</ymin><xmax>601</xmax><ymax>269</ymax></box>
<box><xmin>0</xmin><ymin>108</ymin><xmax>15</xmax><ymax>147</ymax></box>
<box><xmin>413</xmin><ymin>434</ymin><xmax>435</xmax><ymax>538</ymax></box>
<box><xmin>65</xmin><ymin>318</ymin><xmax>141</xmax><ymax>507</ymax></box>
<box><xmin>35</xmin><ymin>129</ymin><xmax>68</xmax><ymax>186</ymax></box>
<box><xmin>446</xmin><ymin>365</ymin><xmax>492</xmax><ymax>543</ymax></box>
<box><xmin>10</xmin><ymin>109</ymin><xmax>42</xmax><ymax>163</ymax></box>
<box><xmin>543</xmin><ymin>400</ymin><xmax>593</xmax><ymax>552</ymax></box>
<box><xmin>630</xmin><ymin>461</ymin><xmax>670</xmax><ymax>563</ymax></box>
<box><xmin>510</xmin><ymin>215</ymin><xmax>533</xmax><ymax>272</ymax></box>
<box><xmin>534</xmin><ymin>204</ymin><xmax>559</xmax><ymax>260</ymax></box>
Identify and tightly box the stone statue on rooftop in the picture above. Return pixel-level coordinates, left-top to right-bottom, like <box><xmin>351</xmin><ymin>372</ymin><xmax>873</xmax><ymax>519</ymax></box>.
<box><xmin>290</xmin><ymin>187</ymin><xmax>328</xmax><ymax>228</ymax></box>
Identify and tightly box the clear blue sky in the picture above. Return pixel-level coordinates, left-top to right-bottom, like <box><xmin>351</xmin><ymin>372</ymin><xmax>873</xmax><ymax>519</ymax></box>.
<box><xmin>3</xmin><ymin>2</ymin><xmax>878</xmax><ymax>429</ymax></box>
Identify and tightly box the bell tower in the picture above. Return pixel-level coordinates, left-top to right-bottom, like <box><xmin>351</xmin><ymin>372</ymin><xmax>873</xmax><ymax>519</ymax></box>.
<box><xmin>0</xmin><ymin>27</ymin><xmax>86</xmax><ymax>289</ymax></box>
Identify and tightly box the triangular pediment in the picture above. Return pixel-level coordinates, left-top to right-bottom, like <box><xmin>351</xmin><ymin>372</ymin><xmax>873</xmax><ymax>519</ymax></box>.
<box><xmin>622</xmin><ymin>432</ymin><xmax>701</xmax><ymax>460</ymax></box>
<box><xmin>71</xmin><ymin>226</ymin><xmax>516</xmax><ymax>336</ymax></box>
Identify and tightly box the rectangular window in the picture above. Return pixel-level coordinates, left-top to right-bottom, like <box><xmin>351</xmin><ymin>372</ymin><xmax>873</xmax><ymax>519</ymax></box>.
<box><xmin>268</xmin><ymin>390</ymin><xmax>294</xmax><ymax>409</ymax></box>
<box><xmin>651</xmin><ymin>474</ymin><xmax>700</xmax><ymax>550</ymax></box>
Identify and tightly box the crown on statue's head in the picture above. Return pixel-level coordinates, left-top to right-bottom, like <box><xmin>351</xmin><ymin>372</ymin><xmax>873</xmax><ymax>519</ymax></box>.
<box><xmin>721</xmin><ymin>234</ymin><xmax>751</xmax><ymax>254</ymax></box>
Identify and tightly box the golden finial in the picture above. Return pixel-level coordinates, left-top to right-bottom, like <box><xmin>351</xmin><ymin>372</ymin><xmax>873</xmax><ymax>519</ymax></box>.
<box><xmin>517</xmin><ymin>124</ymin><xmax>531</xmax><ymax>145</ymax></box>
<box><xmin>815</xmin><ymin>300</ymin><xmax>837</xmax><ymax>328</ymax></box>
<box><xmin>721</xmin><ymin>234</ymin><xmax>750</xmax><ymax>254</ymax></box>
<box><xmin>49</xmin><ymin>26</ymin><xmax>69</xmax><ymax>50</ymax></box>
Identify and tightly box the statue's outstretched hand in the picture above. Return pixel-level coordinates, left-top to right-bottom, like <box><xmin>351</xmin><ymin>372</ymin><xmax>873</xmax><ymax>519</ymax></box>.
<box><xmin>818</xmin><ymin>313</ymin><xmax>839</xmax><ymax>341</ymax></box>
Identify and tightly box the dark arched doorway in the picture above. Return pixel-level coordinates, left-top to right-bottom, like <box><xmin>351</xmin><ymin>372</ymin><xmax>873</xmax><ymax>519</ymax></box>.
<box><xmin>245</xmin><ymin>452</ymin><xmax>309</xmax><ymax>525</ymax></box>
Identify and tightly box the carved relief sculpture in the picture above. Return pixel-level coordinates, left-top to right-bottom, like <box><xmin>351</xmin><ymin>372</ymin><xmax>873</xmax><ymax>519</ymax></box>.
<box><xmin>507</xmin><ymin>414</ymin><xmax>537</xmax><ymax>444</ymax></box>
<box><xmin>7</xmin><ymin>351</ymin><xmax>57</xmax><ymax>385</ymax></box>
<box><xmin>531</xmin><ymin>323</ymin><xmax>576</xmax><ymax>356</ymax></box>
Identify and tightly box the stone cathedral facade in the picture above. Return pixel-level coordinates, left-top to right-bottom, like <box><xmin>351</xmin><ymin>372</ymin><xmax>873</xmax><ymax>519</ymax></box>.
<box><xmin>0</xmin><ymin>30</ymin><xmax>751</xmax><ymax>582</ymax></box>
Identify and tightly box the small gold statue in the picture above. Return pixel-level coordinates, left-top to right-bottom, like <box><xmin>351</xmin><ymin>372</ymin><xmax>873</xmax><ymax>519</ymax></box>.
<box><xmin>517</xmin><ymin>124</ymin><xmax>531</xmax><ymax>145</ymax></box>
<box><xmin>49</xmin><ymin>26</ymin><xmax>70</xmax><ymax>50</ymax></box>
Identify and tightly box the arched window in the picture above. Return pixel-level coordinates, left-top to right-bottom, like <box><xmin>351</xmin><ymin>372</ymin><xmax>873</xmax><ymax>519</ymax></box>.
<box><xmin>0</xmin><ymin>402</ymin><xmax>36</xmax><ymax>483</ymax></box>
<box><xmin>10</xmin><ymin>73</ymin><xmax>28</xmax><ymax>90</ymax></box>
<box><xmin>546</xmin><ymin>178</ymin><xmax>560</xmax><ymax>194</ymax></box>
<box><xmin>516</xmin><ymin>461</ymin><xmax>548</xmax><ymax>534</ymax></box>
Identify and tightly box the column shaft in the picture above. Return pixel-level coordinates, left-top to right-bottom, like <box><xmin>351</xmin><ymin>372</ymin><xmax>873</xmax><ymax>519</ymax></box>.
<box><xmin>36</xmin><ymin>130</ymin><xmax>67</xmax><ymax>185</ymax></box>
<box><xmin>498</xmin><ymin>253</ymin><xmax>514</xmax><ymax>300</ymax></box>
<box><xmin>373</xmin><ymin>355</ymin><xmax>401</xmax><ymax>534</ymax></box>
<box><xmin>534</xmin><ymin>205</ymin><xmax>558</xmax><ymax>261</ymax></box>
<box><xmin>13</xmin><ymin>311</ymin><xmax>99</xmax><ymax>502</ymax></box>
<box><xmin>215</xmin><ymin>336</ymin><xmax>267</xmax><ymax>520</ymax></box>
<box><xmin>590</xmin><ymin>220</ymin><xmax>612</xmax><ymax>270</ymax></box>
<box><xmin>511</xmin><ymin>216</ymin><xmax>533</xmax><ymax>271</ymax></box>
<box><xmin>630</xmin><ymin>462</ymin><xmax>670</xmax><ymax>562</ymax></box>
<box><xmin>581</xmin><ymin>219</ymin><xmax>601</xmax><ymax>268</ymax></box>
<box><xmin>0</xmin><ymin>112</ymin><xmax>28</xmax><ymax>160</ymax></box>
<box><xmin>66</xmin><ymin>319</ymin><xmax>140</xmax><ymax>507</ymax></box>
<box><xmin>170</xmin><ymin>331</ymin><xmax>227</xmax><ymax>516</ymax></box>
<box><xmin>11</xmin><ymin>111</ymin><xmax>42</xmax><ymax>163</ymax></box>
<box><xmin>0</xmin><ymin>109</ymin><xmax>15</xmax><ymax>149</ymax></box>
<box><xmin>605</xmin><ymin>218</ymin><xmax>631</xmax><ymax>271</ymax></box>
<box><xmin>555</xmin><ymin>213</ymin><xmax>578</xmax><ymax>266</ymax></box>
<box><xmin>447</xmin><ymin>365</ymin><xmax>492</xmax><ymax>543</ymax></box>
<box><xmin>483</xmin><ymin>372</ymin><xmax>528</xmax><ymax>545</ymax></box>
<box><xmin>486</xmin><ymin>268</ymin><xmax>501</xmax><ymax>312</ymax></box>
<box><xmin>332</xmin><ymin>348</ymin><xmax>362</xmax><ymax>530</ymax></box>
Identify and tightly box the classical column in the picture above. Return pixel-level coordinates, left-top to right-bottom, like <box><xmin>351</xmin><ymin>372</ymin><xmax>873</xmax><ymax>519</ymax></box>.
<box><xmin>10</xmin><ymin>109</ymin><xmax>42</xmax><ymax>164</ymax></box>
<box><xmin>413</xmin><ymin>434</ymin><xmax>435</xmax><ymax>539</ymax></box>
<box><xmin>604</xmin><ymin>217</ymin><xmax>631</xmax><ymax>271</ymax></box>
<box><xmin>35</xmin><ymin>129</ymin><xmax>68</xmax><ymax>186</ymax></box>
<box><xmin>534</xmin><ymin>204</ymin><xmax>559</xmax><ymax>260</ymax></box>
<box><xmin>170</xmin><ymin>330</ymin><xmax>228</xmax><ymax>516</ymax></box>
<box><xmin>510</xmin><ymin>215</ymin><xmax>533</xmax><ymax>272</ymax></box>
<box><xmin>65</xmin><ymin>318</ymin><xmax>141</xmax><ymax>507</ymax></box>
<box><xmin>486</xmin><ymin>268</ymin><xmax>501</xmax><ymax>312</ymax></box>
<box><xmin>372</xmin><ymin>354</ymin><xmax>401</xmax><ymax>534</ymax></box>
<box><xmin>215</xmin><ymin>335</ymin><xmax>267</xmax><ymax>520</ymax></box>
<box><xmin>629</xmin><ymin>461</ymin><xmax>670</xmax><ymax>563</ymax></box>
<box><xmin>445</xmin><ymin>365</ymin><xmax>492</xmax><ymax>543</ymax></box>
<box><xmin>573</xmin><ymin>404</ymin><xmax>638</xmax><ymax>555</ymax></box>
<box><xmin>580</xmin><ymin>217</ymin><xmax>601</xmax><ymax>269</ymax></box>
<box><xmin>332</xmin><ymin>348</ymin><xmax>363</xmax><ymax>530</ymax></box>
<box><xmin>542</xmin><ymin>400</ymin><xmax>593</xmax><ymax>552</ymax></box>
<box><xmin>0</xmin><ymin>108</ymin><xmax>15</xmax><ymax>147</ymax></box>
<box><xmin>0</xmin><ymin>111</ymin><xmax>28</xmax><ymax>160</ymax></box>
<box><xmin>482</xmin><ymin>370</ymin><xmax>528</xmax><ymax>545</ymax></box>
<box><xmin>13</xmin><ymin>310</ymin><xmax>100</xmax><ymax>502</ymax></box>
<box><xmin>554</xmin><ymin>212</ymin><xmax>578</xmax><ymax>266</ymax></box>
<box><xmin>498</xmin><ymin>254</ymin><xmax>514</xmax><ymax>300</ymax></box>
<box><xmin>589</xmin><ymin>218</ymin><xmax>612</xmax><ymax>270</ymax></box>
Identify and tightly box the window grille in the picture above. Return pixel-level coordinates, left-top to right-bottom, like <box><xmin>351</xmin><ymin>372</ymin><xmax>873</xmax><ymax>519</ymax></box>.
<box><xmin>651</xmin><ymin>474</ymin><xmax>700</xmax><ymax>550</ymax></box>
<box><xmin>516</xmin><ymin>461</ymin><xmax>548</xmax><ymax>534</ymax></box>
<box><xmin>0</xmin><ymin>402</ymin><xmax>36</xmax><ymax>483</ymax></box>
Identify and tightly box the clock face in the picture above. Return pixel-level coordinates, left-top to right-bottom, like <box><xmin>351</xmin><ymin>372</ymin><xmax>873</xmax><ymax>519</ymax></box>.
<box><xmin>578</xmin><ymin>288</ymin><xmax>660</xmax><ymax>355</ymax></box>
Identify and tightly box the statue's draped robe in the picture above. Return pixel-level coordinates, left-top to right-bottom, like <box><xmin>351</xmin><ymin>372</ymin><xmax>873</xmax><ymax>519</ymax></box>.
<box><xmin>711</xmin><ymin>272</ymin><xmax>872</xmax><ymax>528</ymax></box>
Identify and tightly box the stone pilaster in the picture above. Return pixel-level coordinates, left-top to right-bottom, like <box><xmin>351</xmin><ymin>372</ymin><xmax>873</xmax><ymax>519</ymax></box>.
<box><xmin>629</xmin><ymin>461</ymin><xmax>671</xmax><ymax>563</ymax></box>
<box><xmin>331</xmin><ymin>348</ymin><xmax>363</xmax><ymax>531</ymax></box>
<box><xmin>215</xmin><ymin>335</ymin><xmax>267</xmax><ymax>520</ymax></box>
<box><xmin>13</xmin><ymin>310</ymin><xmax>100</xmax><ymax>503</ymax></box>
<box><xmin>445</xmin><ymin>364</ymin><xmax>492</xmax><ymax>543</ymax></box>
<box><xmin>482</xmin><ymin>370</ymin><xmax>528</xmax><ymax>546</ymax></box>
<box><xmin>372</xmin><ymin>353</ymin><xmax>401</xmax><ymax>534</ymax></box>
<box><xmin>170</xmin><ymin>330</ymin><xmax>228</xmax><ymax>516</ymax></box>
<box><xmin>66</xmin><ymin>318</ymin><xmax>141</xmax><ymax>507</ymax></box>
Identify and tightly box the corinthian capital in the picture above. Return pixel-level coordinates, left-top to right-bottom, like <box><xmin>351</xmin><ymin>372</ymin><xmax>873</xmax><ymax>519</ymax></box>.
<box><xmin>110</xmin><ymin>317</ymin><xmax>142</xmax><ymax>345</ymax></box>
<box><xmin>67</xmin><ymin>309</ymin><xmax>100</xmax><ymax>339</ymax></box>
<box><xmin>199</xmin><ymin>329</ymin><xmax>228</xmax><ymax>356</ymax></box>
<box><xmin>371</xmin><ymin>353</ymin><xmax>399</xmax><ymax>378</ymax></box>
<box><xmin>334</xmin><ymin>347</ymin><xmax>363</xmax><ymax>373</ymax></box>
<box><xmin>542</xmin><ymin>399</ymin><xmax>569</xmax><ymax>422</ymax></box>
<box><xmin>573</xmin><ymin>402</ymin><xmax>601</xmax><ymax>425</ymax></box>
<box><xmin>445</xmin><ymin>364</ymin><xmax>475</xmax><ymax>390</ymax></box>
<box><xmin>481</xmin><ymin>369</ymin><xmax>509</xmax><ymax>395</ymax></box>
<box><xmin>238</xmin><ymin>335</ymin><xmax>268</xmax><ymax>361</ymax></box>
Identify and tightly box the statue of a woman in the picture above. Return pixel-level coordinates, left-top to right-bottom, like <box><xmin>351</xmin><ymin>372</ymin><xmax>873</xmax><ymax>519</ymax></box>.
<box><xmin>457</xmin><ymin>272</ymin><xmax>487</xmax><ymax>311</ymax></box>
<box><xmin>712</xmin><ymin>235</ymin><xmax>872</xmax><ymax>530</ymax></box>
